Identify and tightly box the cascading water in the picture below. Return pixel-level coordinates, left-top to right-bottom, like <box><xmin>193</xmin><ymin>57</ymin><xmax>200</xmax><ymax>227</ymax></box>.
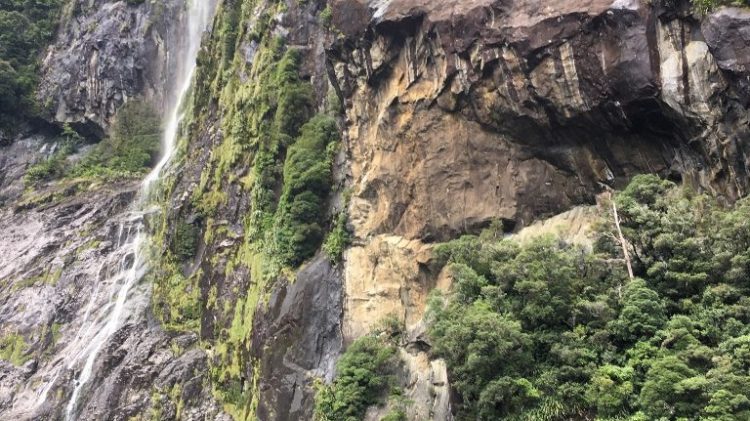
<box><xmin>61</xmin><ymin>1</ymin><xmax>215</xmax><ymax>419</ymax></box>
<box><xmin>63</xmin><ymin>222</ymin><xmax>146</xmax><ymax>420</ymax></box>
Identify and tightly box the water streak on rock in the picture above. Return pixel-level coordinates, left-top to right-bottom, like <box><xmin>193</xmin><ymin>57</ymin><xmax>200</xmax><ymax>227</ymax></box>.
<box><xmin>62</xmin><ymin>1</ymin><xmax>216</xmax><ymax>419</ymax></box>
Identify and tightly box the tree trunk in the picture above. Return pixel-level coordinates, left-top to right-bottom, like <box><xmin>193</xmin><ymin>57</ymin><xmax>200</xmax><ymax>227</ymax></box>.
<box><xmin>610</xmin><ymin>194</ymin><xmax>634</xmax><ymax>280</ymax></box>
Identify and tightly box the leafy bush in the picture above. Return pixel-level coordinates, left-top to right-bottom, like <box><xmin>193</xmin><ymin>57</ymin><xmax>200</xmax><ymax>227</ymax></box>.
<box><xmin>319</xmin><ymin>5</ymin><xmax>333</xmax><ymax>28</ymax></box>
<box><xmin>323</xmin><ymin>212</ymin><xmax>351</xmax><ymax>262</ymax></box>
<box><xmin>25</xmin><ymin>152</ymin><xmax>66</xmax><ymax>183</ymax></box>
<box><xmin>24</xmin><ymin>101</ymin><xmax>161</xmax><ymax>184</ymax></box>
<box><xmin>273</xmin><ymin>49</ymin><xmax>314</xmax><ymax>142</ymax></box>
<box><xmin>428</xmin><ymin>175</ymin><xmax>750</xmax><ymax>420</ymax></box>
<box><xmin>69</xmin><ymin>100</ymin><xmax>161</xmax><ymax>179</ymax></box>
<box><xmin>381</xmin><ymin>409</ymin><xmax>407</xmax><ymax>421</ymax></box>
<box><xmin>25</xmin><ymin>134</ymin><xmax>77</xmax><ymax>184</ymax></box>
<box><xmin>171</xmin><ymin>221</ymin><xmax>200</xmax><ymax>260</ymax></box>
<box><xmin>274</xmin><ymin>115</ymin><xmax>339</xmax><ymax>265</ymax></box>
<box><xmin>314</xmin><ymin>336</ymin><xmax>399</xmax><ymax>421</ymax></box>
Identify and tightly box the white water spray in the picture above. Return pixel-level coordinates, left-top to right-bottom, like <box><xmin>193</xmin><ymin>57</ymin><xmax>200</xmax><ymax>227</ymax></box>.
<box><xmin>143</xmin><ymin>0</ymin><xmax>213</xmax><ymax>191</ymax></box>
<box><xmin>62</xmin><ymin>1</ymin><xmax>215</xmax><ymax>419</ymax></box>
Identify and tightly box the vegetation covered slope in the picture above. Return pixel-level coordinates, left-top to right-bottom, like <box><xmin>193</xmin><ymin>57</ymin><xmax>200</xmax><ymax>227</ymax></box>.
<box><xmin>0</xmin><ymin>0</ymin><xmax>63</xmax><ymax>132</ymax></box>
<box><xmin>427</xmin><ymin>175</ymin><xmax>750</xmax><ymax>420</ymax></box>
<box><xmin>147</xmin><ymin>0</ymin><xmax>342</xmax><ymax>419</ymax></box>
<box><xmin>24</xmin><ymin>100</ymin><xmax>162</xmax><ymax>185</ymax></box>
<box><xmin>679</xmin><ymin>0</ymin><xmax>750</xmax><ymax>13</ymax></box>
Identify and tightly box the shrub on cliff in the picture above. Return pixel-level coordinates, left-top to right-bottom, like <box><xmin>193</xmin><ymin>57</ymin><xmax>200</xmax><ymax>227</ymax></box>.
<box><xmin>25</xmin><ymin>152</ymin><xmax>66</xmax><ymax>183</ymax></box>
<box><xmin>25</xmin><ymin>101</ymin><xmax>161</xmax><ymax>184</ymax></box>
<box><xmin>314</xmin><ymin>335</ymin><xmax>399</xmax><ymax>421</ymax></box>
<box><xmin>69</xmin><ymin>100</ymin><xmax>161</xmax><ymax>179</ymax></box>
<box><xmin>692</xmin><ymin>0</ymin><xmax>750</xmax><ymax>14</ymax></box>
<box><xmin>25</xmin><ymin>128</ymin><xmax>79</xmax><ymax>184</ymax></box>
<box><xmin>171</xmin><ymin>221</ymin><xmax>200</xmax><ymax>260</ymax></box>
<box><xmin>323</xmin><ymin>211</ymin><xmax>351</xmax><ymax>263</ymax></box>
<box><xmin>274</xmin><ymin>114</ymin><xmax>339</xmax><ymax>265</ymax></box>
<box><xmin>654</xmin><ymin>0</ymin><xmax>750</xmax><ymax>14</ymax></box>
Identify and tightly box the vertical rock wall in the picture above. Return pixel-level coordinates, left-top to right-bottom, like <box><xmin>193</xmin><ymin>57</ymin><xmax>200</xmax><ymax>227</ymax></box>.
<box><xmin>4</xmin><ymin>0</ymin><xmax>750</xmax><ymax>420</ymax></box>
<box><xmin>324</xmin><ymin>0</ymin><xmax>750</xmax><ymax>418</ymax></box>
<box><xmin>37</xmin><ymin>0</ymin><xmax>187</xmax><ymax>137</ymax></box>
<box><xmin>0</xmin><ymin>1</ymin><xmax>227</xmax><ymax>420</ymax></box>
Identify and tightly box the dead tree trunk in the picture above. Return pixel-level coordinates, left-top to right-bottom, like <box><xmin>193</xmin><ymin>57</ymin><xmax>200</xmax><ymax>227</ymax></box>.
<box><xmin>610</xmin><ymin>193</ymin><xmax>634</xmax><ymax>280</ymax></box>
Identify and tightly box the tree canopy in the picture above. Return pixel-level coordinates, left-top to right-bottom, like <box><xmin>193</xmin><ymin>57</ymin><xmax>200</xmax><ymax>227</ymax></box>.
<box><xmin>428</xmin><ymin>175</ymin><xmax>750</xmax><ymax>420</ymax></box>
<box><xmin>0</xmin><ymin>0</ymin><xmax>63</xmax><ymax>132</ymax></box>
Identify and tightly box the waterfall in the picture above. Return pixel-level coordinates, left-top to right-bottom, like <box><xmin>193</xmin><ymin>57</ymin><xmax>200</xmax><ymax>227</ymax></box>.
<box><xmin>62</xmin><ymin>1</ymin><xmax>215</xmax><ymax>419</ymax></box>
<box><xmin>142</xmin><ymin>0</ymin><xmax>214</xmax><ymax>192</ymax></box>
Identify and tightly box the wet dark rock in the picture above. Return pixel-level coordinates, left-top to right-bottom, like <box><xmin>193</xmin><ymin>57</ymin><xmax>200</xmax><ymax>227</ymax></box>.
<box><xmin>20</xmin><ymin>360</ymin><xmax>37</xmax><ymax>379</ymax></box>
<box><xmin>253</xmin><ymin>255</ymin><xmax>344</xmax><ymax>421</ymax></box>
<box><xmin>37</xmin><ymin>0</ymin><xmax>187</xmax><ymax>133</ymax></box>
<box><xmin>703</xmin><ymin>7</ymin><xmax>750</xmax><ymax>104</ymax></box>
<box><xmin>68</xmin><ymin>318</ymin><xmax>223</xmax><ymax>421</ymax></box>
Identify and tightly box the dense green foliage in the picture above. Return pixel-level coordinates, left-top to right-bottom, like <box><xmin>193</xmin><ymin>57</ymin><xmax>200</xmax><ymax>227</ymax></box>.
<box><xmin>314</xmin><ymin>336</ymin><xmax>399</xmax><ymax>421</ymax></box>
<box><xmin>274</xmin><ymin>115</ymin><xmax>339</xmax><ymax>265</ymax></box>
<box><xmin>69</xmin><ymin>100</ymin><xmax>161</xmax><ymax>179</ymax></box>
<box><xmin>24</xmin><ymin>124</ymin><xmax>81</xmax><ymax>183</ymax></box>
<box><xmin>171</xmin><ymin>221</ymin><xmax>200</xmax><ymax>260</ymax></box>
<box><xmin>318</xmin><ymin>5</ymin><xmax>332</xmax><ymax>28</ymax></box>
<box><xmin>428</xmin><ymin>175</ymin><xmax>750</xmax><ymax>420</ymax></box>
<box><xmin>0</xmin><ymin>0</ymin><xmax>63</xmax><ymax>131</ymax></box>
<box><xmin>25</xmin><ymin>139</ymin><xmax>74</xmax><ymax>183</ymax></box>
<box><xmin>25</xmin><ymin>100</ymin><xmax>161</xmax><ymax>186</ymax></box>
<box><xmin>323</xmin><ymin>211</ymin><xmax>351</xmax><ymax>262</ymax></box>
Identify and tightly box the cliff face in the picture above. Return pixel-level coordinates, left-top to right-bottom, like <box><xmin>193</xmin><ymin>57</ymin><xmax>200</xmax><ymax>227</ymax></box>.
<box><xmin>151</xmin><ymin>1</ymin><xmax>344</xmax><ymax>419</ymax></box>
<box><xmin>331</xmin><ymin>0</ymin><xmax>750</xmax><ymax>243</ymax></box>
<box><xmin>164</xmin><ymin>0</ymin><xmax>750</xmax><ymax>419</ymax></box>
<box><xmin>2</xmin><ymin>0</ymin><xmax>750</xmax><ymax>420</ymax></box>
<box><xmin>327</xmin><ymin>0</ymin><xmax>750</xmax><ymax>334</ymax></box>
<box><xmin>37</xmin><ymin>0</ymin><xmax>187</xmax><ymax>137</ymax></box>
<box><xmin>0</xmin><ymin>1</ymin><xmax>225</xmax><ymax>420</ymax></box>
<box><xmin>325</xmin><ymin>0</ymin><xmax>750</xmax><ymax>418</ymax></box>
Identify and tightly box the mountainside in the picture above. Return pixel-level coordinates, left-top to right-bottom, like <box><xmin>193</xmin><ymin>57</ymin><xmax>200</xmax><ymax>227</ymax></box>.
<box><xmin>1</xmin><ymin>0</ymin><xmax>750</xmax><ymax>420</ymax></box>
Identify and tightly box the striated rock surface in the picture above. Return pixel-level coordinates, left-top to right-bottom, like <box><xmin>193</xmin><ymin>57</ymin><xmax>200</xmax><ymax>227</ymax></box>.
<box><xmin>0</xmin><ymin>134</ymin><xmax>56</xmax><ymax>205</ymax></box>
<box><xmin>37</xmin><ymin>0</ymin><xmax>187</xmax><ymax>137</ymax></box>
<box><xmin>513</xmin><ymin>205</ymin><xmax>600</xmax><ymax>247</ymax></box>
<box><xmin>343</xmin><ymin>235</ymin><xmax>437</xmax><ymax>339</ymax></box>
<box><xmin>0</xmin><ymin>182</ymin><xmax>227</xmax><ymax>420</ymax></box>
<box><xmin>702</xmin><ymin>7</ymin><xmax>750</xmax><ymax>102</ymax></box>
<box><xmin>253</xmin><ymin>255</ymin><xmax>344</xmax><ymax>421</ymax></box>
<box><xmin>323</xmin><ymin>0</ymin><xmax>750</xmax><ymax>418</ymax></box>
<box><xmin>0</xmin><ymin>0</ymin><xmax>226</xmax><ymax>420</ymax></box>
<box><xmin>329</xmin><ymin>0</ymin><xmax>750</xmax><ymax>244</ymax></box>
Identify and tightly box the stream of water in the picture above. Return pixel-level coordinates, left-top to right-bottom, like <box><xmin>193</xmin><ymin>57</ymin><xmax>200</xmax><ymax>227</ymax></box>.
<box><xmin>62</xmin><ymin>1</ymin><xmax>215</xmax><ymax>419</ymax></box>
